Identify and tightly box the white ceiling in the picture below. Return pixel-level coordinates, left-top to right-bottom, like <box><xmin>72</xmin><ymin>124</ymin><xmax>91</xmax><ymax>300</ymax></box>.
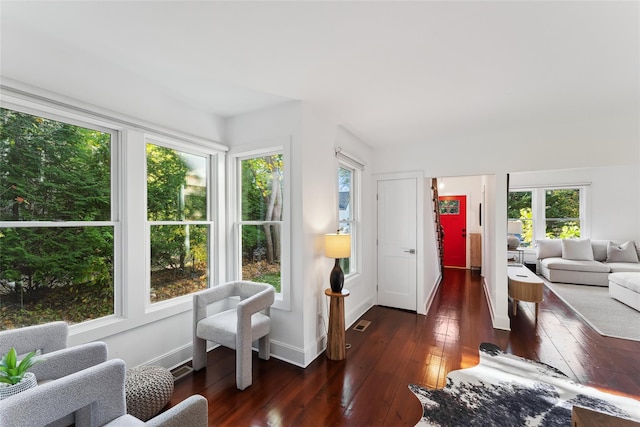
<box><xmin>1</xmin><ymin>1</ymin><xmax>638</xmax><ymax>148</ymax></box>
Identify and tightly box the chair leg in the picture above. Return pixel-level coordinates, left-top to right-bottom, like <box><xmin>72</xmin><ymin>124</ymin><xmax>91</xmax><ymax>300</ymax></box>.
<box><xmin>237</xmin><ymin>341</ymin><xmax>252</xmax><ymax>390</ymax></box>
<box><xmin>192</xmin><ymin>336</ymin><xmax>207</xmax><ymax>371</ymax></box>
<box><xmin>258</xmin><ymin>334</ymin><xmax>270</xmax><ymax>360</ymax></box>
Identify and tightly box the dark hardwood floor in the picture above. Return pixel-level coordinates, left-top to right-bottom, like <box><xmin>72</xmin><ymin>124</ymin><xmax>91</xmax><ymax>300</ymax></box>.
<box><xmin>169</xmin><ymin>268</ymin><xmax>640</xmax><ymax>426</ymax></box>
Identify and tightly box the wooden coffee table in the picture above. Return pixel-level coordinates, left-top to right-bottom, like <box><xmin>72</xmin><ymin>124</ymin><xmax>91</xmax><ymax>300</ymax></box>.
<box><xmin>507</xmin><ymin>264</ymin><xmax>544</xmax><ymax>321</ymax></box>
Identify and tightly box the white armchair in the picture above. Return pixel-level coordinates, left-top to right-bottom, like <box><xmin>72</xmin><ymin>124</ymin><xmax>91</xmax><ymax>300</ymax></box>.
<box><xmin>0</xmin><ymin>359</ymin><xmax>208</xmax><ymax>427</ymax></box>
<box><xmin>193</xmin><ymin>281</ymin><xmax>275</xmax><ymax>390</ymax></box>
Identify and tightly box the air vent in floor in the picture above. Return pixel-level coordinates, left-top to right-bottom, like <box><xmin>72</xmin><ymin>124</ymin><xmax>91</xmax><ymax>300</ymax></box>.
<box><xmin>353</xmin><ymin>320</ymin><xmax>371</xmax><ymax>331</ymax></box>
<box><xmin>171</xmin><ymin>365</ymin><xmax>193</xmax><ymax>382</ymax></box>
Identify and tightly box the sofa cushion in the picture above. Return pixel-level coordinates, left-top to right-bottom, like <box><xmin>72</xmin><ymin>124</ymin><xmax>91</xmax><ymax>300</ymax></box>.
<box><xmin>591</xmin><ymin>240</ymin><xmax>610</xmax><ymax>261</ymax></box>
<box><xmin>605</xmin><ymin>262</ymin><xmax>640</xmax><ymax>273</ymax></box>
<box><xmin>536</xmin><ymin>239</ymin><xmax>562</xmax><ymax>259</ymax></box>
<box><xmin>606</xmin><ymin>241</ymin><xmax>640</xmax><ymax>263</ymax></box>
<box><xmin>541</xmin><ymin>257</ymin><xmax>611</xmax><ymax>273</ymax></box>
<box><xmin>561</xmin><ymin>239</ymin><xmax>594</xmax><ymax>261</ymax></box>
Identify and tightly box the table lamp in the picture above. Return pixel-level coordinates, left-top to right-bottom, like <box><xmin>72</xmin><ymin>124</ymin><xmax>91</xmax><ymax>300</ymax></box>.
<box><xmin>324</xmin><ymin>231</ymin><xmax>351</xmax><ymax>292</ymax></box>
<box><xmin>507</xmin><ymin>220</ymin><xmax>523</xmax><ymax>250</ymax></box>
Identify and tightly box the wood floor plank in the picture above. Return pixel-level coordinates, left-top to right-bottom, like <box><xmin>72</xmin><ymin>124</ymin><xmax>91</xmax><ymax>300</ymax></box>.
<box><xmin>168</xmin><ymin>268</ymin><xmax>640</xmax><ymax>426</ymax></box>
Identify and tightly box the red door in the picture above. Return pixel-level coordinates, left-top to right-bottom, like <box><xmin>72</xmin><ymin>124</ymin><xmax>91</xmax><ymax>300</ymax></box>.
<box><xmin>439</xmin><ymin>195</ymin><xmax>467</xmax><ymax>268</ymax></box>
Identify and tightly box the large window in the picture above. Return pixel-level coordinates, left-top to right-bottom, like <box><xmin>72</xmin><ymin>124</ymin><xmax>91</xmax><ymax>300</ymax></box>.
<box><xmin>146</xmin><ymin>141</ymin><xmax>211</xmax><ymax>303</ymax></box>
<box><xmin>338</xmin><ymin>163</ymin><xmax>359</xmax><ymax>276</ymax></box>
<box><xmin>508</xmin><ymin>186</ymin><xmax>587</xmax><ymax>247</ymax></box>
<box><xmin>236</xmin><ymin>152</ymin><xmax>284</xmax><ymax>293</ymax></box>
<box><xmin>0</xmin><ymin>107</ymin><xmax>116</xmax><ymax>328</ymax></box>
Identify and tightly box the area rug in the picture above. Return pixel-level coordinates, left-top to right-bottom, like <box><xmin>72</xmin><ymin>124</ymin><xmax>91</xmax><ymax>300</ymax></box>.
<box><xmin>409</xmin><ymin>343</ymin><xmax>640</xmax><ymax>426</ymax></box>
<box><xmin>543</xmin><ymin>279</ymin><xmax>640</xmax><ymax>341</ymax></box>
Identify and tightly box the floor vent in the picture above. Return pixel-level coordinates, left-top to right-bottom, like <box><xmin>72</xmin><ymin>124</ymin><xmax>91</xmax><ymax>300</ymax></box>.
<box><xmin>353</xmin><ymin>320</ymin><xmax>371</xmax><ymax>332</ymax></box>
<box><xmin>171</xmin><ymin>365</ymin><xmax>193</xmax><ymax>382</ymax></box>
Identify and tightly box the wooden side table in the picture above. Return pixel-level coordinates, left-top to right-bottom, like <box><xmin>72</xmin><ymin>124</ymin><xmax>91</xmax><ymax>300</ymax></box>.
<box><xmin>325</xmin><ymin>288</ymin><xmax>350</xmax><ymax>360</ymax></box>
<box><xmin>507</xmin><ymin>264</ymin><xmax>543</xmax><ymax>320</ymax></box>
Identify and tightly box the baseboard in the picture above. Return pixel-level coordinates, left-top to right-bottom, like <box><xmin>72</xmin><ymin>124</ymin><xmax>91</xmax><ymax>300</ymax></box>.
<box><xmin>482</xmin><ymin>277</ymin><xmax>510</xmax><ymax>331</ymax></box>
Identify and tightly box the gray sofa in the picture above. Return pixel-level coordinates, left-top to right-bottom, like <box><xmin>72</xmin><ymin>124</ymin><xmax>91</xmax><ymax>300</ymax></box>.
<box><xmin>536</xmin><ymin>239</ymin><xmax>640</xmax><ymax>286</ymax></box>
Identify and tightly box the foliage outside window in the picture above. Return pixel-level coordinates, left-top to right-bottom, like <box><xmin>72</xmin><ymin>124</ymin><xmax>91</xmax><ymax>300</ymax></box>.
<box><xmin>238</xmin><ymin>153</ymin><xmax>283</xmax><ymax>292</ymax></box>
<box><xmin>146</xmin><ymin>142</ymin><xmax>209</xmax><ymax>303</ymax></box>
<box><xmin>507</xmin><ymin>191</ymin><xmax>533</xmax><ymax>247</ymax></box>
<box><xmin>0</xmin><ymin>107</ymin><xmax>115</xmax><ymax>328</ymax></box>
<box><xmin>508</xmin><ymin>187</ymin><xmax>584</xmax><ymax>247</ymax></box>
<box><xmin>338</xmin><ymin>165</ymin><xmax>358</xmax><ymax>275</ymax></box>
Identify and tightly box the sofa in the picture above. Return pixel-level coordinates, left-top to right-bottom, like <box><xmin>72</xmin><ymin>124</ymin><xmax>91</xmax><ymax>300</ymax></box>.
<box><xmin>536</xmin><ymin>239</ymin><xmax>640</xmax><ymax>286</ymax></box>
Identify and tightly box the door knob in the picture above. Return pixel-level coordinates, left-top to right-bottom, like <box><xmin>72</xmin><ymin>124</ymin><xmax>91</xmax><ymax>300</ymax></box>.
<box><xmin>404</xmin><ymin>249</ymin><xmax>416</xmax><ymax>254</ymax></box>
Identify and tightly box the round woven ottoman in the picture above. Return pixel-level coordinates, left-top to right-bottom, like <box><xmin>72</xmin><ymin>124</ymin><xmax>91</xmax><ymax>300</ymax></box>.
<box><xmin>125</xmin><ymin>366</ymin><xmax>174</xmax><ymax>421</ymax></box>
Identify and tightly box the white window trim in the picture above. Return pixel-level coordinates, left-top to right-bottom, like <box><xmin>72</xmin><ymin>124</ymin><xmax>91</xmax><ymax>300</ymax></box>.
<box><xmin>509</xmin><ymin>184</ymin><xmax>591</xmax><ymax>244</ymax></box>
<box><xmin>228</xmin><ymin>139</ymin><xmax>291</xmax><ymax>311</ymax></box>
<box><xmin>144</xmin><ymin>136</ymin><xmax>221</xmax><ymax>311</ymax></box>
<box><xmin>337</xmin><ymin>161</ymin><xmax>361</xmax><ymax>279</ymax></box>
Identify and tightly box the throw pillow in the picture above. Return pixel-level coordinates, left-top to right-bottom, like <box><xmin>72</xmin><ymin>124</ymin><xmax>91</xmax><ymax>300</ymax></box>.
<box><xmin>535</xmin><ymin>239</ymin><xmax>562</xmax><ymax>259</ymax></box>
<box><xmin>606</xmin><ymin>241</ymin><xmax>640</xmax><ymax>263</ymax></box>
<box><xmin>561</xmin><ymin>239</ymin><xmax>594</xmax><ymax>261</ymax></box>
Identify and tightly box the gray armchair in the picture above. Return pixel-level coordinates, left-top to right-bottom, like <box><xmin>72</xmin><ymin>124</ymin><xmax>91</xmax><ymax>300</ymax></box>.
<box><xmin>0</xmin><ymin>321</ymin><xmax>108</xmax><ymax>383</ymax></box>
<box><xmin>0</xmin><ymin>321</ymin><xmax>108</xmax><ymax>426</ymax></box>
<box><xmin>193</xmin><ymin>281</ymin><xmax>275</xmax><ymax>390</ymax></box>
<box><xmin>0</xmin><ymin>359</ymin><xmax>208</xmax><ymax>427</ymax></box>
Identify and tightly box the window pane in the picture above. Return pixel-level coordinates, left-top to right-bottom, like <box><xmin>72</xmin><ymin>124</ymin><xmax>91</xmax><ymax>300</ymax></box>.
<box><xmin>147</xmin><ymin>144</ymin><xmax>207</xmax><ymax>221</ymax></box>
<box><xmin>241</xmin><ymin>224</ymin><xmax>281</xmax><ymax>292</ymax></box>
<box><xmin>337</xmin><ymin>222</ymin><xmax>351</xmax><ymax>274</ymax></box>
<box><xmin>545</xmin><ymin>189</ymin><xmax>580</xmax><ymax>239</ymax></box>
<box><xmin>150</xmin><ymin>224</ymin><xmax>208</xmax><ymax>303</ymax></box>
<box><xmin>339</xmin><ymin>167</ymin><xmax>352</xmax><ymax>221</ymax></box>
<box><xmin>0</xmin><ymin>226</ymin><xmax>114</xmax><ymax>328</ymax></box>
<box><xmin>508</xmin><ymin>191</ymin><xmax>533</xmax><ymax>247</ymax></box>
<box><xmin>241</xmin><ymin>154</ymin><xmax>284</xmax><ymax>221</ymax></box>
<box><xmin>0</xmin><ymin>108</ymin><xmax>111</xmax><ymax>222</ymax></box>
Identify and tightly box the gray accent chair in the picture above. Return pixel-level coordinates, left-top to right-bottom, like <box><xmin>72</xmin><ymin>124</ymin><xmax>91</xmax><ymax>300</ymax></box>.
<box><xmin>0</xmin><ymin>321</ymin><xmax>108</xmax><ymax>382</ymax></box>
<box><xmin>193</xmin><ymin>281</ymin><xmax>275</xmax><ymax>390</ymax></box>
<box><xmin>0</xmin><ymin>359</ymin><xmax>208</xmax><ymax>427</ymax></box>
<box><xmin>0</xmin><ymin>321</ymin><xmax>108</xmax><ymax>426</ymax></box>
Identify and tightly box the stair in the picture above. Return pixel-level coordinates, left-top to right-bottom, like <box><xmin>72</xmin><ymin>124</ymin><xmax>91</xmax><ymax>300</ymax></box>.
<box><xmin>431</xmin><ymin>178</ymin><xmax>444</xmax><ymax>272</ymax></box>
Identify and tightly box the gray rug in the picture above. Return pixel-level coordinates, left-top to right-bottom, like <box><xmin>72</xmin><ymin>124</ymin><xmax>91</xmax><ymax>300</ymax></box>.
<box><xmin>543</xmin><ymin>279</ymin><xmax>640</xmax><ymax>341</ymax></box>
<box><xmin>410</xmin><ymin>343</ymin><xmax>640</xmax><ymax>426</ymax></box>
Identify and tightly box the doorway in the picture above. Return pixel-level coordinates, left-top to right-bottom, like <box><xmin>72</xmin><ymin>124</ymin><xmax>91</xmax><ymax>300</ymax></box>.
<box><xmin>439</xmin><ymin>195</ymin><xmax>467</xmax><ymax>268</ymax></box>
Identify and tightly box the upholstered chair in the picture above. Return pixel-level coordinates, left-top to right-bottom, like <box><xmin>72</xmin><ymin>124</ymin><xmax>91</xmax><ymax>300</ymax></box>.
<box><xmin>0</xmin><ymin>359</ymin><xmax>208</xmax><ymax>427</ymax></box>
<box><xmin>0</xmin><ymin>321</ymin><xmax>108</xmax><ymax>383</ymax></box>
<box><xmin>0</xmin><ymin>321</ymin><xmax>108</xmax><ymax>426</ymax></box>
<box><xmin>192</xmin><ymin>281</ymin><xmax>275</xmax><ymax>390</ymax></box>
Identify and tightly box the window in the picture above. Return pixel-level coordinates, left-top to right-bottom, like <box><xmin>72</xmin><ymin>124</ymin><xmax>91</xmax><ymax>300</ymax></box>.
<box><xmin>0</xmin><ymin>107</ymin><xmax>116</xmax><ymax>327</ymax></box>
<box><xmin>338</xmin><ymin>164</ymin><xmax>359</xmax><ymax>275</ymax></box>
<box><xmin>508</xmin><ymin>186</ymin><xmax>587</xmax><ymax>247</ymax></box>
<box><xmin>146</xmin><ymin>141</ymin><xmax>211</xmax><ymax>303</ymax></box>
<box><xmin>236</xmin><ymin>152</ymin><xmax>284</xmax><ymax>293</ymax></box>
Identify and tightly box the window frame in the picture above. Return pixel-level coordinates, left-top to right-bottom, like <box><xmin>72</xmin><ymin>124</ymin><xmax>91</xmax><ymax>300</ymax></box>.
<box><xmin>0</xmin><ymin>99</ymin><xmax>123</xmax><ymax>323</ymax></box>
<box><xmin>337</xmin><ymin>160</ymin><xmax>361</xmax><ymax>278</ymax></box>
<box><xmin>229</xmin><ymin>141</ymin><xmax>291</xmax><ymax>311</ymax></box>
<box><xmin>144</xmin><ymin>135</ymin><xmax>220</xmax><ymax>308</ymax></box>
<box><xmin>509</xmin><ymin>184</ymin><xmax>590</xmax><ymax>246</ymax></box>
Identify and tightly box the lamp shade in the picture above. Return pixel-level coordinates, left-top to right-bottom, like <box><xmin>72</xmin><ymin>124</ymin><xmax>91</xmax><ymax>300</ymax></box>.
<box><xmin>324</xmin><ymin>233</ymin><xmax>351</xmax><ymax>259</ymax></box>
<box><xmin>507</xmin><ymin>220</ymin><xmax>523</xmax><ymax>235</ymax></box>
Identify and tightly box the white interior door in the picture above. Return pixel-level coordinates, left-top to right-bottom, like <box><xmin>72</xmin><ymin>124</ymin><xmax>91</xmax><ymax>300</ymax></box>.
<box><xmin>377</xmin><ymin>177</ymin><xmax>417</xmax><ymax>311</ymax></box>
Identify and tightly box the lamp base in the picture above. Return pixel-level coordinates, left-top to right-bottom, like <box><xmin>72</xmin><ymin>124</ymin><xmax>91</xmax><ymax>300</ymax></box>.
<box><xmin>507</xmin><ymin>234</ymin><xmax>520</xmax><ymax>250</ymax></box>
<box><xmin>329</xmin><ymin>259</ymin><xmax>344</xmax><ymax>293</ymax></box>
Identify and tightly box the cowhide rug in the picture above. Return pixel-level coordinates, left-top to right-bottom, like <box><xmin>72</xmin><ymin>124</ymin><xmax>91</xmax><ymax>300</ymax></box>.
<box><xmin>409</xmin><ymin>343</ymin><xmax>640</xmax><ymax>426</ymax></box>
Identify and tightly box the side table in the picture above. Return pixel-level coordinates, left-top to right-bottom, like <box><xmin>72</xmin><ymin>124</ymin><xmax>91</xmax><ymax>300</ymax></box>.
<box><xmin>325</xmin><ymin>288</ymin><xmax>350</xmax><ymax>360</ymax></box>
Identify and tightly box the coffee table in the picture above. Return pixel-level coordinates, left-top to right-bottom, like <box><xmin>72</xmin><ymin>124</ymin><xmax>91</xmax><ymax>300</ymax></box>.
<box><xmin>507</xmin><ymin>264</ymin><xmax>544</xmax><ymax>321</ymax></box>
